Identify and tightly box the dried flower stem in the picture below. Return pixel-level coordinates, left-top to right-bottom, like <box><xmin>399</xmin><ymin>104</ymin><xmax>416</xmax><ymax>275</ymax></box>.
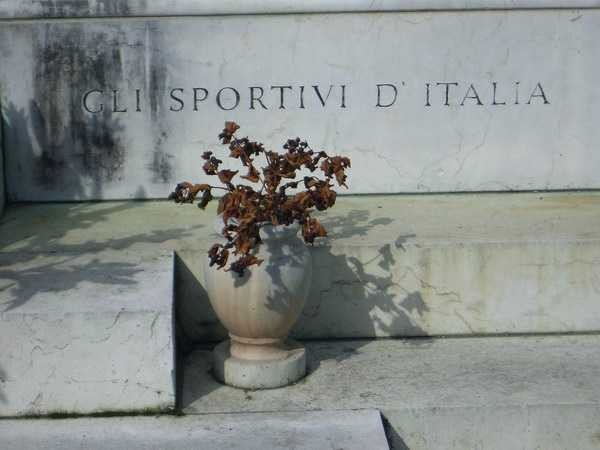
<box><xmin>169</xmin><ymin>121</ymin><xmax>351</xmax><ymax>276</ymax></box>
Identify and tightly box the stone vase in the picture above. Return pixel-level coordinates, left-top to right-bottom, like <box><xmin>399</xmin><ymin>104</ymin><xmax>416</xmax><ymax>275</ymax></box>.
<box><xmin>203</xmin><ymin>220</ymin><xmax>312</xmax><ymax>389</ymax></box>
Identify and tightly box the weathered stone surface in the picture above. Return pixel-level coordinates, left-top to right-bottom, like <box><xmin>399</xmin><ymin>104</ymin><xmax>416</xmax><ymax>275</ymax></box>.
<box><xmin>2</xmin><ymin>192</ymin><xmax>600</xmax><ymax>341</ymax></box>
<box><xmin>0</xmin><ymin>0</ymin><xmax>597</xmax><ymax>18</ymax></box>
<box><xmin>214</xmin><ymin>340</ymin><xmax>307</xmax><ymax>389</ymax></box>
<box><xmin>384</xmin><ymin>404</ymin><xmax>600</xmax><ymax>450</ymax></box>
<box><xmin>0</xmin><ymin>104</ymin><xmax>4</xmax><ymax>217</ymax></box>
<box><xmin>178</xmin><ymin>191</ymin><xmax>600</xmax><ymax>340</ymax></box>
<box><xmin>0</xmin><ymin>9</ymin><xmax>599</xmax><ymax>200</ymax></box>
<box><xmin>0</xmin><ymin>409</ymin><xmax>389</xmax><ymax>450</ymax></box>
<box><xmin>0</xmin><ymin>250</ymin><xmax>175</xmax><ymax>416</ymax></box>
<box><xmin>183</xmin><ymin>336</ymin><xmax>600</xmax><ymax>450</ymax></box>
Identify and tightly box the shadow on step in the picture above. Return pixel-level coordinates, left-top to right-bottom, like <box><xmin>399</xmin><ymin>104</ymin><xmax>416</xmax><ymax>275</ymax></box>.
<box><xmin>174</xmin><ymin>208</ymin><xmax>432</xmax><ymax>355</ymax></box>
<box><xmin>299</xmin><ymin>208</ymin><xmax>432</xmax><ymax>360</ymax></box>
<box><xmin>380</xmin><ymin>413</ymin><xmax>412</xmax><ymax>450</ymax></box>
<box><xmin>177</xmin><ymin>208</ymin><xmax>433</xmax><ymax>410</ymax></box>
<box><xmin>0</xmin><ymin>202</ymin><xmax>201</xmax><ymax>312</ymax></box>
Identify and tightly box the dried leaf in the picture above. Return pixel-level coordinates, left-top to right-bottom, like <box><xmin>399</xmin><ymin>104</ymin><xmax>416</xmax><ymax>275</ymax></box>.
<box><xmin>172</xmin><ymin>122</ymin><xmax>350</xmax><ymax>274</ymax></box>
<box><xmin>203</xmin><ymin>156</ymin><xmax>222</xmax><ymax>175</ymax></box>
<box><xmin>302</xmin><ymin>217</ymin><xmax>327</xmax><ymax>244</ymax></box>
<box><xmin>229</xmin><ymin>143</ymin><xmax>244</xmax><ymax>160</ymax></box>
<box><xmin>227</xmin><ymin>254</ymin><xmax>263</xmax><ymax>277</ymax></box>
<box><xmin>218</xmin><ymin>169</ymin><xmax>238</xmax><ymax>185</ymax></box>
<box><xmin>198</xmin><ymin>188</ymin><xmax>213</xmax><ymax>209</ymax></box>
<box><xmin>241</xmin><ymin>164</ymin><xmax>260</xmax><ymax>183</ymax></box>
<box><xmin>321</xmin><ymin>156</ymin><xmax>351</xmax><ymax>187</ymax></box>
<box><xmin>335</xmin><ymin>169</ymin><xmax>347</xmax><ymax>187</ymax></box>
<box><xmin>208</xmin><ymin>244</ymin><xmax>229</xmax><ymax>269</ymax></box>
<box><xmin>219</xmin><ymin>121</ymin><xmax>240</xmax><ymax>144</ymax></box>
<box><xmin>168</xmin><ymin>182</ymin><xmax>210</xmax><ymax>203</ymax></box>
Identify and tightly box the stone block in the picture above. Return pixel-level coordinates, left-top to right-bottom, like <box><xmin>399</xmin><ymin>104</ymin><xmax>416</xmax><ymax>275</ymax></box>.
<box><xmin>0</xmin><ymin>410</ymin><xmax>389</xmax><ymax>450</ymax></box>
<box><xmin>0</xmin><ymin>9</ymin><xmax>599</xmax><ymax>200</ymax></box>
<box><xmin>2</xmin><ymin>193</ymin><xmax>600</xmax><ymax>342</ymax></box>
<box><xmin>0</xmin><ymin>1</ymin><xmax>599</xmax><ymax>18</ymax></box>
<box><xmin>213</xmin><ymin>340</ymin><xmax>307</xmax><ymax>389</ymax></box>
<box><xmin>175</xmin><ymin>192</ymin><xmax>600</xmax><ymax>340</ymax></box>
<box><xmin>383</xmin><ymin>404</ymin><xmax>600</xmax><ymax>450</ymax></box>
<box><xmin>0</xmin><ymin>250</ymin><xmax>175</xmax><ymax>416</ymax></box>
<box><xmin>183</xmin><ymin>335</ymin><xmax>600</xmax><ymax>449</ymax></box>
<box><xmin>0</xmin><ymin>106</ymin><xmax>4</xmax><ymax>217</ymax></box>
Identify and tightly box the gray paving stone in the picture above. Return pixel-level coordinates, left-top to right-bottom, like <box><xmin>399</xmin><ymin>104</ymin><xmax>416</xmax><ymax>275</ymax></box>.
<box><xmin>0</xmin><ymin>250</ymin><xmax>175</xmax><ymax>416</ymax></box>
<box><xmin>0</xmin><ymin>409</ymin><xmax>389</xmax><ymax>450</ymax></box>
<box><xmin>183</xmin><ymin>335</ymin><xmax>600</xmax><ymax>449</ymax></box>
<box><xmin>2</xmin><ymin>192</ymin><xmax>600</xmax><ymax>341</ymax></box>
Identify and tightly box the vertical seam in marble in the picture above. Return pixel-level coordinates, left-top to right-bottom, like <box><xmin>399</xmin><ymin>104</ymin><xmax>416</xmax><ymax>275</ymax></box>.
<box><xmin>0</xmin><ymin>90</ymin><xmax>6</xmax><ymax>215</ymax></box>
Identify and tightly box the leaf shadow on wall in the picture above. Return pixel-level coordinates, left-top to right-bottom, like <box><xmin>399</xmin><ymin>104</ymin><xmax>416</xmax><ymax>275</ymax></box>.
<box><xmin>0</xmin><ymin>199</ymin><xmax>202</xmax><ymax>313</ymax></box>
<box><xmin>4</xmin><ymin>100</ymin><xmax>127</xmax><ymax>201</ymax></box>
<box><xmin>292</xmin><ymin>209</ymin><xmax>432</xmax><ymax>367</ymax></box>
<box><xmin>0</xmin><ymin>103</ymin><xmax>204</xmax><ymax>411</ymax></box>
<box><xmin>223</xmin><ymin>208</ymin><xmax>431</xmax><ymax>352</ymax></box>
<box><xmin>0</xmin><ymin>102</ymin><xmax>202</xmax><ymax>311</ymax></box>
<box><xmin>178</xmin><ymin>207</ymin><xmax>434</xmax><ymax>426</ymax></box>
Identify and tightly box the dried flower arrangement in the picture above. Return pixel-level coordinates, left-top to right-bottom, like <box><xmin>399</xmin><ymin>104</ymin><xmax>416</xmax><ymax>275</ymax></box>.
<box><xmin>169</xmin><ymin>121</ymin><xmax>351</xmax><ymax>276</ymax></box>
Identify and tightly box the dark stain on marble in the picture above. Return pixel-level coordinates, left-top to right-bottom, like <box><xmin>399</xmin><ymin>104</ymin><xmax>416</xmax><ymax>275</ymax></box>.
<box><xmin>146</xmin><ymin>23</ymin><xmax>174</xmax><ymax>184</ymax></box>
<box><xmin>29</xmin><ymin>0</ymin><xmax>145</xmax><ymax>18</ymax></box>
<box><xmin>32</xmin><ymin>23</ymin><xmax>127</xmax><ymax>191</ymax></box>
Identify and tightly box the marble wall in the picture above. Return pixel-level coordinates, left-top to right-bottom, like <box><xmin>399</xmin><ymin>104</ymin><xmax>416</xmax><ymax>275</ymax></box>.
<box><xmin>0</xmin><ymin>5</ymin><xmax>598</xmax><ymax>200</ymax></box>
<box><xmin>1</xmin><ymin>1</ymin><xmax>599</xmax><ymax>18</ymax></box>
<box><xmin>0</xmin><ymin>103</ymin><xmax>4</xmax><ymax>215</ymax></box>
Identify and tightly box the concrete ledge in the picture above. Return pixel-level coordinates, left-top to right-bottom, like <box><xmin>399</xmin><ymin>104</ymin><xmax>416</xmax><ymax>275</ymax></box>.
<box><xmin>178</xmin><ymin>191</ymin><xmax>600</xmax><ymax>339</ymax></box>
<box><xmin>0</xmin><ymin>250</ymin><xmax>175</xmax><ymax>416</ymax></box>
<box><xmin>0</xmin><ymin>144</ymin><xmax>4</xmax><ymax>218</ymax></box>
<box><xmin>0</xmin><ymin>98</ymin><xmax>4</xmax><ymax>218</ymax></box>
<box><xmin>0</xmin><ymin>409</ymin><xmax>389</xmax><ymax>450</ymax></box>
<box><xmin>0</xmin><ymin>0</ymin><xmax>598</xmax><ymax>20</ymax></box>
<box><xmin>183</xmin><ymin>335</ymin><xmax>600</xmax><ymax>450</ymax></box>
<box><xmin>2</xmin><ymin>192</ymin><xmax>600</xmax><ymax>341</ymax></box>
<box><xmin>384</xmin><ymin>404</ymin><xmax>600</xmax><ymax>450</ymax></box>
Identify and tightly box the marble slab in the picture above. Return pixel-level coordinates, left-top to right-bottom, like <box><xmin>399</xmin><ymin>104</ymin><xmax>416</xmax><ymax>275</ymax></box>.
<box><xmin>0</xmin><ymin>410</ymin><xmax>389</xmax><ymax>450</ymax></box>
<box><xmin>183</xmin><ymin>336</ymin><xmax>600</xmax><ymax>450</ymax></box>
<box><xmin>175</xmin><ymin>192</ymin><xmax>600</xmax><ymax>340</ymax></box>
<box><xmin>2</xmin><ymin>192</ymin><xmax>600</xmax><ymax>342</ymax></box>
<box><xmin>0</xmin><ymin>250</ymin><xmax>175</xmax><ymax>416</ymax></box>
<box><xmin>0</xmin><ymin>8</ymin><xmax>599</xmax><ymax>200</ymax></box>
<box><xmin>0</xmin><ymin>1</ymin><xmax>598</xmax><ymax>18</ymax></box>
<box><xmin>0</xmin><ymin>109</ymin><xmax>4</xmax><ymax>216</ymax></box>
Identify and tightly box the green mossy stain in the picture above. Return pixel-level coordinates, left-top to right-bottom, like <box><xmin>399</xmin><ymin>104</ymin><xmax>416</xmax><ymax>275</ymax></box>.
<box><xmin>0</xmin><ymin>406</ymin><xmax>184</xmax><ymax>421</ymax></box>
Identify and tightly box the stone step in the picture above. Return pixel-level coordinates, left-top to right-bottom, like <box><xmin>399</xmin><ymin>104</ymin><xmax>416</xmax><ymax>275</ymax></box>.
<box><xmin>0</xmin><ymin>409</ymin><xmax>389</xmax><ymax>450</ymax></box>
<box><xmin>2</xmin><ymin>191</ymin><xmax>600</xmax><ymax>343</ymax></box>
<box><xmin>0</xmin><ymin>249</ymin><xmax>175</xmax><ymax>417</ymax></box>
<box><xmin>182</xmin><ymin>335</ymin><xmax>600</xmax><ymax>450</ymax></box>
<box><xmin>178</xmin><ymin>191</ymin><xmax>600</xmax><ymax>340</ymax></box>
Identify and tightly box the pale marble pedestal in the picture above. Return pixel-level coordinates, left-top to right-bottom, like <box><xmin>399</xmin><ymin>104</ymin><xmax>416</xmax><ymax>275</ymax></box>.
<box><xmin>213</xmin><ymin>340</ymin><xmax>306</xmax><ymax>389</ymax></box>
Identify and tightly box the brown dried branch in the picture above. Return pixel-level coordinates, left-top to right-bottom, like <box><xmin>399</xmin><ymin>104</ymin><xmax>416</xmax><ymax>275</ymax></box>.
<box><xmin>169</xmin><ymin>122</ymin><xmax>351</xmax><ymax>275</ymax></box>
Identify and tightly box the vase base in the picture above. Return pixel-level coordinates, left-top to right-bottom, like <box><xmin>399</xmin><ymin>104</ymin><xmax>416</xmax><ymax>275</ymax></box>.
<box><xmin>213</xmin><ymin>339</ymin><xmax>306</xmax><ymax>389</ymax></box>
